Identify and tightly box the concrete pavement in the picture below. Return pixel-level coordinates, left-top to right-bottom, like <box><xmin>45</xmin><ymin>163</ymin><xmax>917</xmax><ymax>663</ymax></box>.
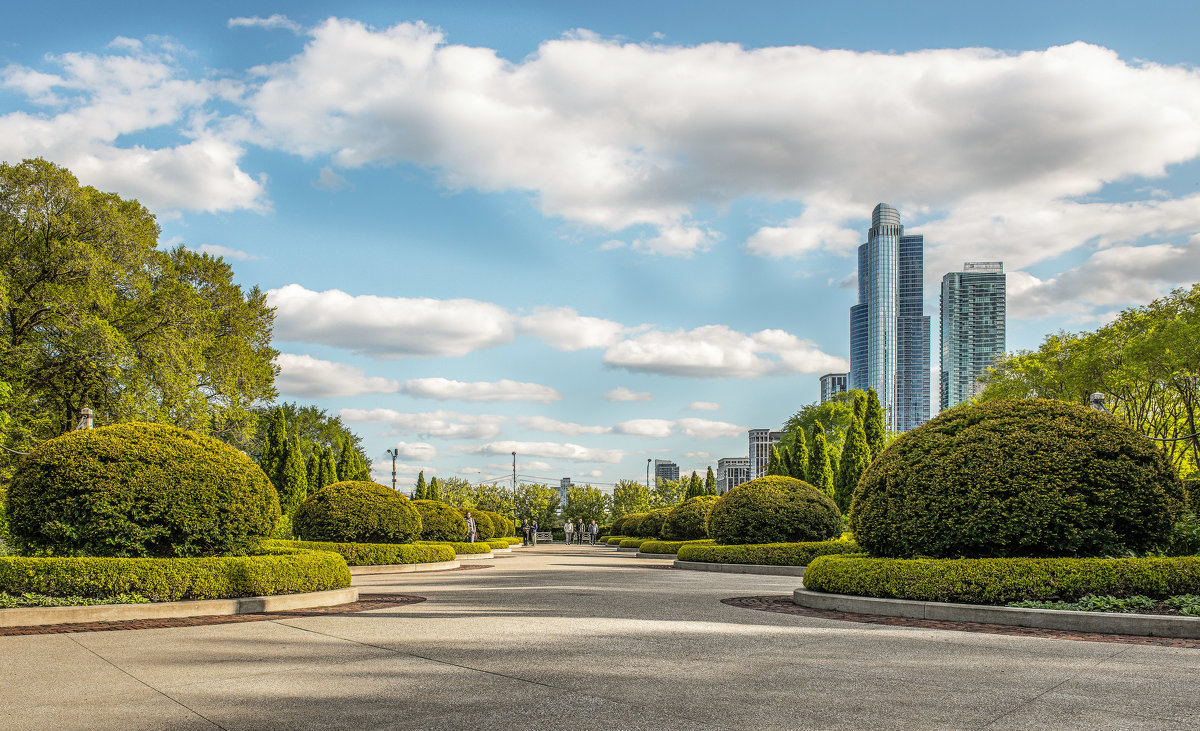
<box><xmin>3</xmin><ymin>545</ymin><xmax>1198</xmax><ymax>730</ymax></box>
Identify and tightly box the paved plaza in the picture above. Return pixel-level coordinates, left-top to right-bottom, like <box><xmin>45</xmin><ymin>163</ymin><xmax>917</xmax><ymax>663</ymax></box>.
<box><xmin>2</xmin><ymin>546</ymin><xmax>1198</xmax><ymax>730</ymax></box>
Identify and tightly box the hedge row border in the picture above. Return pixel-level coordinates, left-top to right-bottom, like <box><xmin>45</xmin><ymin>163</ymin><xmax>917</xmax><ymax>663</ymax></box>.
<box><xmin>676</xmin><ymin>539</ymin><xmax>861</xmax><ymax>566</ymax></box>
<box><xmin>267</xmin><ymin>539</ymin><xmax>454</xmax><ymax>566</ymax></box>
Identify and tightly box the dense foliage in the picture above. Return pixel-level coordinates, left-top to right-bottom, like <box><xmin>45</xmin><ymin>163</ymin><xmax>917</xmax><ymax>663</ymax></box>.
<box><xmin>268</xmin><ymin>539</ymin><xmax>453</xmax><ymax>566</ymax></box>
<box><xmin>563</xmin><ymin>485</ymin><xmax>611</xmax><ymax>524</ymax></box>
<box><xmin>618</xmin><ymin>512</ymin><xmax>649</xmax><ymax>537</ymax></box>
<box><xmin>850</xmin><ymin>399</ymin><xmax>1186</xmax><ymax>558</ymax></box>
<box><xmin>661</xmin><ymin>495</ymin><xmax>719</xmax><ymax>540</ymax></box>
<box><xmin>7</xmin><ymin>423</ymin><xmax>279</xmax><ymax>557</ymax></box>
<box><xmin>677</xmin><ymin>538</ymin><xmax>860</xmax><ymax>566</ymax></box>
<box><xmin>803</xmin><ymin>554</ymin><xmax>1200</xmax><ymax>604</ymax></box>
<box><xmin>462</xmin><ymin>509</ymin><xmax>496</xmax><ymax>541</ymax></box>
<box><xmin>411</xmin><ymin>500</ymin><xmax>468</xmax><ymax>541</ymax></box>
<box><xmin>707</xmin><ymin>475</ymin><xmax>842</xmax><ymax>545</ymax></box>
<box><xmin>611</xmin><ymin>479</ymin><xmax>651</xmax><ymax>518</ymax></box>
<box><xmin>633</xmin><ymin>507</ymin><xmax>671</xmax><ymax>538</ymax></box>
<box><xmin>637</xmin><ymin>539</ymin><xmax>714</xmax><ymax>555</ymax></box>
<box><xmin>293</xmin><ymin>481</ymin><xmax>421</xmax><ymax>544</ymax></box>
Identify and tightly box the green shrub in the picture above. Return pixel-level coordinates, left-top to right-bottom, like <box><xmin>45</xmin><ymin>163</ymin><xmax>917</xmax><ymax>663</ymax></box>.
<box><xmin>678</xmin><ymin>538</ymin><xmax>860</xmax><ymax>565</ymax></box>
<box><xmin>1184</xmin><ymin>474</ymin><xmax>1199</xmax><ymax>512</ymax></box>
<box><xmin>294</xmin><ymin>481</ymin><xmax>421</xmax><ymax>544</ymax></box>
<box><xmin>412</xmin><ymin>500</ymin><xmax>468</xmax><ymax>541</ymax></box>
<box><xmin>1168</xmin><ymin>513</ymin><xmax>1200</xmax><ymax>556</ymax></box>
<box><xmin>0</xmin><ymin>548</ymin><xmax>350</xmax><ymax>602</ymax></box>
<box><xmin>662</xmin><ymin>495</ymin><xmax>719</xmax><ymax>540</ymax></box>
<box><xmin>266</xmin><ymin>539</ymin><xmax>453</xmax><ymax>565</ymax></box>
<box><xmin>605</xmin><ymin>536</ymin><xmax>627</xmax><ymax>545</ymax></box>
<box><xmin>707</xmin><ymin>475</ymin><xmax>841</xmax><ymax>545</ymax></box>
<box><xmin>636</xmin><ymin>508</ymin><xmax>673</xmax><ymax>538</ymax></box>
<box><xmin>803</xmin><ymin>554</ymin><xmax>1200</xmax><ymax>604</ymax></box>
<box><xmin>0</xmin><ymin>591</ymin><xmax>151</xmax><ymax>608</ymax></box>
<box><xmin>462</xmin><ymin>510</ymin><xmax>496</xmax><ymax>541</ymax></box>
<box><xmin>1006</xmin><ymin>594</ymin><xmax>1157</xmax><ymax>612</ymax></box>
<box><xmin>850</xmin><ymin>399</ymin><xmax>1186</xmax><ymax>559</ymax></box>
<box><xmin>619</xmin><ymin>538</ymin><xmax>649</xmax><ymax>549</ymax></box>
<box><xmin>416</xmin><ymin>540</ymin><xmax>490</xmax><ymax>554</ymax></box>
<box><xmin>6</xmin><ymin>423</ymin><xmax>279</xmax><ymax>558</ymax></box>
<box><xmin>638</xmin><ymin>539</ymin><xmax>714</xmax><ymax>555</ymax></box>
<box><xmin>610</xmin><ymin>516</ymin><xmax>629</xmax><ymax>535</ymax></box>
<box><xmin>480</xmin><ymin>510</ymin><xmax>512</xmax><ymax>538</ymax></box>
<box><xmin>619</xmin><ymin>513</ymin><xmax>649</xmax><ymax>537</ymax></box>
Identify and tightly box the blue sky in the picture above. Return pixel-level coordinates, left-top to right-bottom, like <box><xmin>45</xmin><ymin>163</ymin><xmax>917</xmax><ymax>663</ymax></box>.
<box><xmin>3</xmin><ymin>1</ymin><xmax>1199</xmax><ymax>489</ymax></box>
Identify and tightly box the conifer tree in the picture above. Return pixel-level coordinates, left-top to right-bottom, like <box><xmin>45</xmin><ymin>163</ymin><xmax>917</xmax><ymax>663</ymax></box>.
<box><xmin>336</xmin><ymin>439</ymin><xmax>369</xmax><ymax>482</ymax></box>
<box><xmin>689</xmin><ymin>471</ymin><xmax>702</xmax><ymax>498</ymax></box>
<box><xmin>278</xmin><ymin>431</ymin><xmax>308</xmax><ymax>516</ymax></box>
<box><xmin>428</xmin><ymin>476</ymin><xmax>440</xmax><ymax>502</ymax></box>
<box><xmin>415</xmin><ymin>471</ymin><xmax>427</xmax><ymax>499</ymax></box>
<box><xmin>704</xmin><ymin>466</ymin><xmax>717</xmax><ymax>495</ymax></box>
<box><xmin>259</xmin><ymin>407</ymin><xmax>287</xmax><ymax>485</ymax></box>
<box><xmin>318</xmin><ymin>446</ymin><xmax>337</xmax><ymax>489</ymax></box>
<box><xmin>863</xmin><ymin>388</ymin><xmax>886</xmax><ymax>459</ymax></box>
<box><xmin>766</xmin><ymin>445</ymin><xmax>784</xmax><ymax>476</ymax></box>
<box><xmin>834</xmin><ymin>415</ymin><xmax>870</xmax><ymax>513</ymax></box>
<box><xmin>853</xmin><ymin>390</ymin><xmax>867</xmax><ymax>422</ymax></box>
<box><xmin>790</xmin><ymin>428</ymin><xmax>809</xmax><ymax>481</ymax></box>
<box><xmin>305</xmin><ymin>452</ymin><xmax>320</xmax><ymax>493</ymax></box>
<box><xmin>808</xmin><ymin>422</ymin><xmax>835</xmax><ymax>497</ymax></box>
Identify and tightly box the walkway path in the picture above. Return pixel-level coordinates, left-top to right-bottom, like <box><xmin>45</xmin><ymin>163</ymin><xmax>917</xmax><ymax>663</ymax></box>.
<box><xmin>2</xmin><ymin>546</ymin><xmax>1197</xmax><ymax>729</ymax></box>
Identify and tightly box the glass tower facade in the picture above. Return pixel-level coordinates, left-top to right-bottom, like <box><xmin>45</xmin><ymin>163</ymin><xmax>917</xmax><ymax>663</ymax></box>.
<box><xmin>940</xmin><ymin>262</ymin><xmax>1006</xmax><ymax>410</ymax></box>
<box><xmin>849</xmin><ymin>204</ymin><xmax>931</xmax><ymax>432</ymax></box>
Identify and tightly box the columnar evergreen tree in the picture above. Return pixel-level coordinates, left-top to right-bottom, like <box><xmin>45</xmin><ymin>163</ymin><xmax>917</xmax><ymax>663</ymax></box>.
<box><xmin>259</xmin><ymin>407</ymin><xmax>287</xmax><ymax>484</ymax></box>
<box><xmin>305</xmin><ymin>452</ymin><xmax>320</xmax><ymax>493</ymax></box>
<box><xmin>808</xmin><ymin>422</ymin><xmax>835</xmax><ymax>497</ymax></box>
<box><xmin>834</xmin><ymin>415</ymin><xmax>870</xmax><ymax>513</ymax></box>
<box><xmin>415</xmin><ymin>471</ymin><xmax>427</xmax><ymax>500</ymax></box>
<box><xmin>336</xmin><ymin>439</ymin><xmax>369</xmax><ymax>482</ymax></box>
<box><xmin>790</xmin><ymin>428</ymin><xmax>809</xmax><ymax>481</ymax></box>
<box><xmin>704</xmin><ymin>466</ymin><xmax>717</xmax><ymax>495</ymax></box>
<box><xmin>864</xmin><ymin>388</ymin><xmax>886</xmax><ymax>459</ymax></box>
<box><xmin>278</xmin><ymin>431</ymin><xmax>308</xmax><ymax>516</ymax></box>
<box><xmin>428</xmin><ymin>476</ymin><xmax>440</xmax><ymax>502</ymax></box>
<box><xmin>766</xmin><ymin>445</ymin><xmax>785</xmax><ymax>476</ymax></box>
<box><xmin>689</xmin><ymin>471</ymin><xmax>702</xmax><ymax>498</ymax></box>
<box><xmin>318</xmin><ymin>446</ymin><xmax>337</xmax><ymax>490</ymax></box>
<box><xmin>852</xmin><ymin>390</ymin><xmax>867</xmax><ymax>423</ymax></box>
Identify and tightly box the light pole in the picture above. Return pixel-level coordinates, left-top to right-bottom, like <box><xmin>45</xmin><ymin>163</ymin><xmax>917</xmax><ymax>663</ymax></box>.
<box><xmin>385</xmin><ymin>448</ymin><xmax>399</xmax><ymax>491</ymax></box>
<box><xmin>511</xmin><ymin>451</ymin><xmax>517</xmax><ymax>522</ymax></box>
<box><xmin>646</xmin><ymin>458</ymin><xmax>651</xmax><ymax>492</ymax></box>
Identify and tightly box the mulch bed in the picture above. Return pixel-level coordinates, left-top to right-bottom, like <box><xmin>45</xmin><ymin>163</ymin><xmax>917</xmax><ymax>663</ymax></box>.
<box><xmin>723</xmin><ymin>595</ymin><xmax>1200</xmax><ymax>649</ymax></box>
<box><xmin>0</xmin><ymin>593</ymin><xmax>426</xmax><ymax>637</ymax></box>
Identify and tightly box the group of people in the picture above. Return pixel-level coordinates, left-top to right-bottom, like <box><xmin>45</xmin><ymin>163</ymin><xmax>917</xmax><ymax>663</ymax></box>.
<box><xmin>564</xmin><ymin>518</ymin><xmax>600</xmax><ymax>545</ymax></box>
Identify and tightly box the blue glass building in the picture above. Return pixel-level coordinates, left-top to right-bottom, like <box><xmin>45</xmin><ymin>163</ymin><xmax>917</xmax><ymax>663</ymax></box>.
<box><xmin>940</xmin><ymin>262</ymin><xmax>1006</xmax><ymax>410</ymax></box>
<box><xmin>849</xmin><ymin>204</ymin><xmax>931</xmax><ymax>432</ymax></box>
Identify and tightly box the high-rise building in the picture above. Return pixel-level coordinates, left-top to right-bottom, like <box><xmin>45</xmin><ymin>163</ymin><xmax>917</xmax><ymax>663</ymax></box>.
<box><xmin>558</xmin><ymin>477</ymin><xmax>573</xmax><ymax>505</ymax></box>
<box><xmin>717</xmin><ymin>457</ymin><xmax>751</xmax><ymax>494</ymax></box>
<box><xmin>653</xmin><ymin>459</ymin><xmax>679</xmax><ymax>485</ymax></box>
<box><xmin>940</xmin><ymin>262</ymin><xmax>1007</xmax><ymax>411</ymax></box>
<box><xmin>819</xmin><ymin>373</ymin><xmax>848</xmax><ymax>403</ymax></box>
<box><xmin>849</xmin><ymin>203</ymin><xmax>931</xmax><ymax>432</ymax></box>
<box><xmin>748</xmin><ymin>429</ymin><xmax>785</xmax><ymax>480</ymax></box>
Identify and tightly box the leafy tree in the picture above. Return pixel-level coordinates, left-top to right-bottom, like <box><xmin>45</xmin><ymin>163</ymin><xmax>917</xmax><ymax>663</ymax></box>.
<box><xmin>852</xmin><ymin>390</ymin><xmax>867</xmax><ymax>422</ymax></box>
<box><xmin>278</xmin><ymin>430</ymin><xmax>308</xmax><ymax>516</ymax></box>
<box><xmin>247</xmin><ymin>402</ymin><xmax>370</xmax><ymax>477</ymax></box>
<box><xmin>650</xmin><ymin>477</ymin><xmax>686</xmax><ymax>510</ymax></box>
<box><xmin>834</xmin><ymin>415</ymin><xmax>870</xmax><ymax>513</ymax></box>
<box><xmin>0</xmin><ymin>159</ymin><xmax>277</xmax><ymax>459</ymax></box>
<box><xmin>705</xmin><ymin>466</ymin><xmax>717</xmax><ymax>495</ymax></box>
<box><xmin>414</xmin><ymin>471</ymin><xmax>427</xmax><ymax>500</ymax></box>
<box><xmin>564</xmin><ymin>485</ymin><xmax>610</xmax><ymax>524</ymax></box>
<box><xmin>337</xmin><ymin>439</ymin><xmax>368</xmax><ymax>482</ymax></box>
<box><xmin>435</xmin><ymin>476</ymin><xmax>477</xmax><ymax>507</ymax></box>
<box><xmin>808</xmin><ymin>422</ymin><xmax>835</xmax><ymax>497</ymax></box>
<box><xmin>428</xmin><ymin>476</ymin><xmax>440</xmax><ymax>502</ymax></box>
<box><xmin>789</xmin><ymin>428</ymin><xmax>809</xmax><ymax>481</ymax></box>
<box><xmin>779</xmin><ymin>391</ymin><xmax>860</xmax><ymax>458</ymax></box>
<box><xmin>863</xmin><ymin>388</ymin><xmax>886</xmax><ymax>459</ymax></box>
<box><xmin>259</xmin><ymin>408</ymin><xmax>288</xmax><ymax>487</ymax></box>
<box><xmin>611</xmin><ymin>479</ymin><xmax>651</xmax><ymax>517</ymax></box>
<box><xmin>474</xmin><ymin>482</ymin><xmax>514</xmax><ymax>516</ymax></box>
<box><xmin>513</xmin><ymin>483</ymin><xmax>558</xmax><ymax>525</ymax></box>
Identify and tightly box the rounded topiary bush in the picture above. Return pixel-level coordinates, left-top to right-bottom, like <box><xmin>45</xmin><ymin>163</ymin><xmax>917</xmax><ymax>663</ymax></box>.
<box><xmin>707</xmin><ymin>475</ymin><xmax>841</xmax><ymax>545</ymax></box>
<box><xmin>481</xmin><ymin>510</ymin><xmax>511</xmax><ymax>538</ymax></box>
<box><xmin>850</xmin><ymin>398</ymin><xmax>1187</xmax><ymax>559</ymax></box>
<box><xmin>6</xmin><ymin>423</ymin><xmax>280</xmax><ymax>558</ymax></box>
<box><xmin>412</xmin><ymin>500</ymin><xmax>469</xmax><ymax>541</ymax></box>
<box><xmin>462</xmin><ymin>509</ymin><xmax>495</xmax><ymax>541</ymax></box>
<box><xmin>662</xmin><ymin>495</ymin><xmax>719</xmax><ymax>540</ymax></box>
<box><xmin>293</xmin><ymin>481</ymin><xmax>421</xmax><ymax>544</ymax></box>
<box><xmin>637</xmin><ymin>507</ymin><xmax>673</xmax><ymax>538</ymax></box>
<box><xmin>620</xmin><ymin>512</ymin><xmax>649</xmax><ymax>537</ymax></box>
<box><xmin>610</xmin><ymin>515</ymin><xmax>629</xmax><ymax>535</ymax></box>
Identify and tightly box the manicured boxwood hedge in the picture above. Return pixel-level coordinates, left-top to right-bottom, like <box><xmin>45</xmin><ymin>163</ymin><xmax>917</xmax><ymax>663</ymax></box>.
<box><xmin>661</xmin><ymin>496</ymin><xmax>718</xmax><ymax>540</ymax></box>
<box><xmin>605</xmin><ymin>536</ymin><xmax>627</xmax><ymax>545</ymax></box>
<box><xmin>416</xmin><ymin>540</ymin><xmax>491</xmax><ymax>554</ymax></box>
<box><xmin>412</xmin><ymin>500</ymin><xmax>469</xmax><ymax>541</ymax></box>
<box><xmin>636</xmin><ymin>508</ymin><xmax>673</xmax><ymax>538</ymax></box>
<box><xmin>677</xmin><ymin>538</ymin><xmax>860</xmax><ymax>566</ymax></box>
<box><xmin>619</xmin><ymin>538</ymin><xmax>649</xmax><ymax>549</ymax></box>
<box><xmin>708</xmin><ymin>475</ymin><xmax>841</xmax><ymax>545</ymax></box>
<box><xmin>851</xmin><ymin>399</ymin><xmax>1186</xmax><ymax>559</ymax></box>
<box><xmin>462</xmin><ymin>509</ymin><xmax>496</xmax><ymax>541</ymax></box>
<box><xmin>619</xmin><ymin>513</ymin><xmax>649</xmax><ymax>538</ymax></box>
<box><xmin>803</xmin><ymin>554</ymin><xmax>1200</xmax><ymax>604</ymax></box>
<box><xmin>294</xmin><ymin>481</ymin><xmax>421</xmax><ymax>544</ymax></box>
<box><xmin>6</xmin><ymin>422</ymin><xmax>279</xmax><ymax>558</ymax></box>
<box><xmin>638</xmin><ymin>539</ymin><xmax>714</xmax><ymax>555</ymax></box>
<box><xmin>0</xmin><ymin>548</ymin><xmax>350</xmax><ymax>602</ymax></box>
<box><xmin>481</xmin><ymin>511</ymin><xmax>513</xmax><ymax>538</ymax></box>
<box><xmin>266</xmin><ymin>539</ymin><xmax>453</xmax><ymax>565</ymax></box>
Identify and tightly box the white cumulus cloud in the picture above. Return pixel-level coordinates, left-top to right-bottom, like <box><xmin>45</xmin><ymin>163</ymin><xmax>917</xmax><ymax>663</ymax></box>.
<box><xmin>228</xmin><ymin>15</ymin><xmax>304</xmax><ymax>34</ymax></box>
<box><xmin>387</xmin><ymin>442</ymin><xmax>438</xmax><ymax>462</ymax></box>
<box><xmin>603</xmin><ymin>387</ymin><xmax>653</xmax><ymax>402</ymax></box>
<box><xmin>458</xmin><ymin>441</ymin><xmax>626</xmax><ymax>463</ymax></box>
<box><xmin>686</xmin><ymin>401</ymin><xmax>721</xmax><ymax>411</ymax></box>
<box><xmin>275</xmin><ymin>354</ymin><xmax>400</xmax><ymax>398</ymax></box>
<box><xmin>518</xmin><ymin>307</ymin><xmax>627</xmax><ymax>351</ymax></box>
<box><xmin>604</xmin><ymin>325</ymin><xmax>847</xmax><ymax>378</ymax></box>
<box><xmin>401</xmin><ymin>377</ymin><xmax>561</xmax><ymax>403</ymax></box>
<box><xmin>517</xmin><ymin>416</ymin><xmax>610</xmax><ymax>436</ymax></box>
<box><xmin>339</xmin><ymin>408</ymin><xmax>507</xmax><ymax>440</ymax></box>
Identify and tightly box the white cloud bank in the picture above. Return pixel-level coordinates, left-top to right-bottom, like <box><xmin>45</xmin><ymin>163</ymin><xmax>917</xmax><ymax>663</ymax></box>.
<box><xmin>604</xmin><ymin>325</ymin><xmax>848</xmax><ymax>377</ymax></box>
<box><xmin>402</xmin><ymin>377</ymin><xmax>561</xmax><ymax>403</ymax></box>
<box><xmin>340</xmin><ymin>408</ymin><xmax>507</xmax><ymax>440</ymax></box>
<box><xmin>275</xmin><ymin>354</ymin><xmax>400</xmax><ymax>398</ymax></box>
<box><xmin>458</xmin><ymin>441</ymin><xmax>626</xmax><ymax>464</ymax></box>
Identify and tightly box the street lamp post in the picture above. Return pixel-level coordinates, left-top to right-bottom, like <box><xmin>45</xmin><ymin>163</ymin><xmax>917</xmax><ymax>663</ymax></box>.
<box><xmin>385</xmin><ymin>448</ymin><xmax>399</xmax><ymax>491</ymax></box>
<box><xmin>511</xmin><ymin>451</ymin><xmax>517</xmax><ymax>523</ymax></box>
<box><xmin>646</xmin><ymin>458</ymin><xmax>651</xmax><ymax>493</ymax></box>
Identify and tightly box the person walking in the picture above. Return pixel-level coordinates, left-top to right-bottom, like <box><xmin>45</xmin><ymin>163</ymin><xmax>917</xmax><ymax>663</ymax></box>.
<box><xmin>522</xmin><ymin>519</ymin><xmax>530</xmax><ymax>546</ymax></box>
<box><xmin>531</xmin><ymin>519</ymin><xmax>539</xmax><ymax>546</ymax></box>
<box><xmin>577</xmin><ymin>519</ymin><xmax>585</xmax><ymax>544</ymax></box>
<box><xmin>564</xmin><ymin>519</ymin><xmax>573</xmax><ymax>545</ymax></box>
<box><xmin>465</xmin><ymin>511</ymin><xmax>477</xmax><ymax>543</ymax></box>
<box><xmin>589</xmin><ymin>520</ymin><xmax>599</xmax><ymax>545</ymax></box>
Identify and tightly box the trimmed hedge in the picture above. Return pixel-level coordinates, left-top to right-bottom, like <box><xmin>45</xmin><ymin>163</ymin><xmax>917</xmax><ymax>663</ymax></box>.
<box><xmin>803</xmin><ymin>554</ymin><xmax>1200</xmax><ymax>604</ymax></box>
<box><xmin>462</xmin><ymin>510</ymin><xmax>496</xmax><ymax>541</ymax></box>
<box><xmin>677</xmin><ymin>538</ymin><xmax>860</xmax><ymax>566</ymax></box>
<box><xmin>662</xmin><ymin>496</ymin><xmax>718</xmax><ymax>541</ymax></box>
<box><xmin>605</xmin><ymin>536</ymin><xmax>627</xmax><ymax>545</ymax></box>
<box><xmin>266</xmin><ymin>539</ymin><xmax>453</xmax><ymax>565</ymax></box>
<box><xmin>416</xmin><ymin>540</ymin><xmax>491</xmax><ymax>555</ymax></box>
<box><xmin>0</xmin><ymin>548</ymin><xmax>350</xmax><ymax>602</ymax></box>
<box><xmin>480</xmin><ymin>511</ymin><xmax>513</xmax><ymax>538</ymax></box>
<box><xmin>708</xmin><ymin>475</ymin><xmax>841</xmax><ymax>545</ymax></box>
<box><xmin>7</xmin><ymin>422</ymin><xmax>279</xmax><ymax>557</ymax></box>
<box><xmin>851</xmin><ymin>399</ymin><xmax>1187</xmax><ymax>559</ymax></box>
<box><xmin>619</xmin><ymin>513</ymin><xmax>649</xmax><ymax>538</ymax></box>
<box><xmin>638</xmin><ymin>539</ymin><xmax>714</xmax><ymax>555</ymax></box>
<box><xmin>619</xmin><ymin>538</ymin><xmax>649</xmax><ymax>549</ymax></box>
<box><xmin>636</xmin><ymin>508</ymin><xmax>673</xmax><ymax>538</ymax></box>
<box><xmin>294</xmin><ymin>481</ymin><xmax>421</xmax><ymax>544</ymax></box>
<box><xmin>412</xmin><ymin>500</ymin><xmax>468</xmax><ymax>541</ymax></box>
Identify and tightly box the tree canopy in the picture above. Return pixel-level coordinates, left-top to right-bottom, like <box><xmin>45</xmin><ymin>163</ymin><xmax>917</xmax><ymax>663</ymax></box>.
<box><xmin>563</xmin><ymin>485</ymin><xmax>610</xmax><ymax>524</ymax></box>
<box><xmin>611</xmin><ymin>479</ymin><xmax>650</xmax><ymax>517</ymax></box>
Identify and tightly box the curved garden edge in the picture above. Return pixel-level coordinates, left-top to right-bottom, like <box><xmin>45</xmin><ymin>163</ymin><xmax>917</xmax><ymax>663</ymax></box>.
<box><xmin>0</xmin><ymin>587</ymin><xmax>359</xmax><ymax>629</ymax></box>
<box><xmin>792</xmin><ymin>587</ymin><xmax>1200</xmax><ymax>639</ymax></box>
<box><xmin>636</xmin><ymin>552</ymin><xmax>677</xmax><ymax>560</ymax></box>
<box><xmin>349</xmin><ymin>560</ymin><xmax>460</xmax><ymax>575</ymax></box>
<box><xmin>674</xmin><ymin>560</ymin><xmax>807</xmax><ymax>576</ymax></box>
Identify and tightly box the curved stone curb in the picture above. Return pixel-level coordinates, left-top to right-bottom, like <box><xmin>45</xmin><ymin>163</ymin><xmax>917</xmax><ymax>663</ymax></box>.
<box><xmin>792</xmin><ymin>587</ymin><xmax>1200</xmax><ymax>639</ymax></box>
<box><xmin>350</xmin><ymin>560</ymin><xmax>460</xmax><ymax>575</ymax></box>
<box><xmin>636</xmin><ymin>552</ymin><xmax>677</xmax><ymax>560</ymax></box>
<box><xmin>491</xmin><ymin>547</ymin><xmax>512</xmax><ymax>553</ymax></box>
<box><xmin>0</xmin><ymin>587</ymin><xmax>359</xmax><ymax>628</ymax></box>
<box><xmin>456</xmin><ymin>551</ymin><xmax>496</xmax><ymax>561</ymax></box>
<box><xmin>674</xmin><ymin>560</ymin><xmax>807</xmax><ymax>576</ymax></box>
<box><xmin>617</xmin><ymin>546</ymin><xmax>642</xmax><ymax>553</ymax></box>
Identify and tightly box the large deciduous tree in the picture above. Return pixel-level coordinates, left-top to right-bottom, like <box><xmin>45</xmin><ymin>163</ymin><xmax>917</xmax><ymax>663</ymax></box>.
<box><xmin>564</xmin><ymin>485</ymin><xmax>610</xmax><ymax>524</ymax></box>
<box><xmin>611</xmin><ymin>479</ymin><xmax>651</xmax><ymax>517</ymax></box>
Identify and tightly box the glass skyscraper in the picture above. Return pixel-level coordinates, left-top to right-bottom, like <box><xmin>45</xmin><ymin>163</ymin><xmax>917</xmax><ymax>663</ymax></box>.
<box><xmin>849</xmin><ymin>203</ymin><xmax>931</xmax><ymax>432</ymax></box>
<box><xmin>940</xmin><ymin>262</ymin><xmax>1006</xmax><ymax>410</ymax></box>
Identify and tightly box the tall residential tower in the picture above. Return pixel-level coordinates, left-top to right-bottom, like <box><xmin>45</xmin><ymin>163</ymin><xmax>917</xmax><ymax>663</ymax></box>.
<box><xmin>849</xmin><ymin>203</ymin><xmax>931</xmax><ymax>432</ymax></box>
<box><xmin>940</xmin><ymin>262</ymin><xmax>1006</xmax><ymax>410</ymax></box>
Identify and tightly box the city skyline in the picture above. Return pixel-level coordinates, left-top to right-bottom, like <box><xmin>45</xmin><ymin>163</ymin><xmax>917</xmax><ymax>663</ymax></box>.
<box><xmin>3</xmin><ymin>2</ymin><xmax>1199</xmax><ymax>488</ymax></box>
